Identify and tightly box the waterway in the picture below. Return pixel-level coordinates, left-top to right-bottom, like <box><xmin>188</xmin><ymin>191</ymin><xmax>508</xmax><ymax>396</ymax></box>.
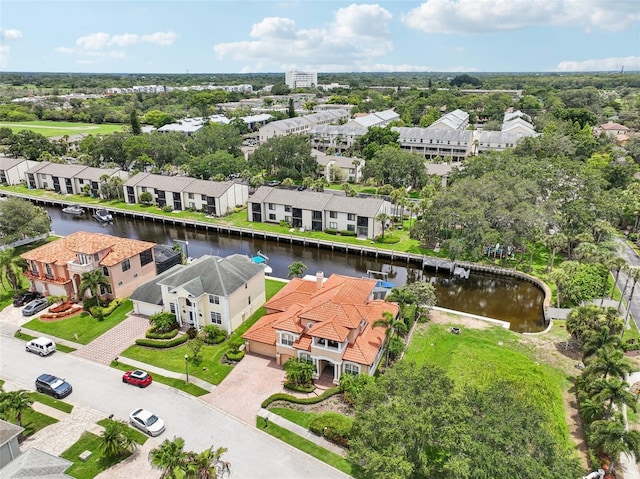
<box><xmin>45</xmin><ymin>206</ymin><xmax>546</xmax><ymax>333</ymax></box>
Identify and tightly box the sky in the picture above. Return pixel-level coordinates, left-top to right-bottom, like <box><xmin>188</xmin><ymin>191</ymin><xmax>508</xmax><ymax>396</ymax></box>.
<box><xmin>0</xmin><ymin>0</ymin><xmax>639</xmax><ymax>74</ymax></box>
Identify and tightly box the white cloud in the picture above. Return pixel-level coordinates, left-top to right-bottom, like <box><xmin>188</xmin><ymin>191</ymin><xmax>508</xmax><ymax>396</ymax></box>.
<box><xmin>1</xmin><ymin>29</ymin><xmax>22</xmax><ymax>40</ymax></box>
<box><xmin>214</xmin><ymin>3</ymin><xmax>393</xmax><ymax>70</ymax></box>
<box><xmin>110</xmin><ymin>34</ymin><xmax>141</xmax><ymax>47</ymax></box>
<box><xmin>402</xmin><ymin>0</ymin><xmax>640</xmax><ymax>34</ymax></box>
<box><xmin>0</xmin><ymin>28</ymin><xmax>23</xmax><ymax>68</ymax></box>
<box><xmin>556</xmin><ymin>56</ymin><xmax>640</xmax><ymax>72</ymax></box>
<box><xmin>141</xmin><ymin>32</ymin><xmax>179</xmax><ymax>46</ymax></box>
<box><xmin>76</xmin><ymin>32</ymin><xmax>111</xmax><ymax>50</ymax></box>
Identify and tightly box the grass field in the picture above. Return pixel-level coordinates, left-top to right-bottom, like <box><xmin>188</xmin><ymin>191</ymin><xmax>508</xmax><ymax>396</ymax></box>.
<box><xmin>0</xmin><ymin>120</ymin><xmax>125</xmax><ymax>137</ymax></box>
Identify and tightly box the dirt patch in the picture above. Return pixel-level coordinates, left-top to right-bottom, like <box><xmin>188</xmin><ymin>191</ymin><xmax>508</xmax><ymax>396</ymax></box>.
<box><xmin>427</xmin><ymin>310</ymin><xmax>493</xmax><ymax>330</ymax></box>
<box><xmin>269</xmin><ymin>395</ymin><xmax>354</xmax><ymax>416</ymax></box>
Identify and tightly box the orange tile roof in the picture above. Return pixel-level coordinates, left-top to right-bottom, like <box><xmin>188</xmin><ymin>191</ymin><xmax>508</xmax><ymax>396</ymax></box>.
<box><xmin>21</xmin><ymin>231</ymin><xmax>156</xmax><ymax>267</ymax></box>
<box><xmin>308</xmin><ymin>320</ymin><xmax>350</xmax><ymax>342</ymax></box>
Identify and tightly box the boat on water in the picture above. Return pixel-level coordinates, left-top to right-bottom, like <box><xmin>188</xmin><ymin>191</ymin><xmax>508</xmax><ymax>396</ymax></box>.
<box><xmin>93</xmin><ymin>209</ymin><xmax>113</xmax><ymax>223</ymax></box>
<box><xmin>62</xmin><ymin>205</ymin><xmax>85</xmax><ymax>215</ymax></box>
<box><xmin>251</xmin><ymin>251</ymin><xmax>272</xmax><ymax>275</ymax></box>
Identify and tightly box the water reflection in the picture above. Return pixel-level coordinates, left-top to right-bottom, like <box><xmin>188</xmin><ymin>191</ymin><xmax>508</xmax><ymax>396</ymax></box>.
<box><xmin>47</xmin><ymin>206</ymin><xmax>545</xmax><ymax>332</ymax></box>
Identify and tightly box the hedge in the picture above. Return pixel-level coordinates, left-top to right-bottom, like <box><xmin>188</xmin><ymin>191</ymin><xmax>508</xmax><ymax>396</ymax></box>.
<box><xmin>146</xmin><ymin>328</ymin><xmax>179</xmax><ymax>340</ymax></box>
<box><xmin>135</xmin><ymin>334</ymin><xmax>188</xmax><ymax>348</ymax></box>
<box><xmin>284</xmin><ymin>382</ymin><xmax>315</xmax><ymax>393</ymax></box>
<box><xmin>340</xmin><ymin>230</ymin><xmax>357</xmax><ymax>237</ymax></box>
<box><xmin>324</xmin><ymin>228</ymin><xmax>338</xmax><ymax>235</ymax></box>
<box><xmin>309</xmin><ymin>412</ymin><xmax>353</xmax><ymax>447</ymax></box>
<box><xmin>225</xmin><ymin>350</ymin><xmax>245</xmax><ymax>362</ymax></box>
<box><xmin>261</xmin><ymin>387</ymin><xmax>341</xmax><ymax>408</ymax></box>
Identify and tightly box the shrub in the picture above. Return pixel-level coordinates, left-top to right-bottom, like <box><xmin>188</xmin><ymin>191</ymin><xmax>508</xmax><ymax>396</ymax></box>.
<box><xmin>225</xmin><ymin>350</ymin><xmax>245</xmax><ymax>362</ymax></box>
<box><xmin>279</xmin><ymin>220</ymin><xmax>292</xmax><ymax>228</ymax></box>
<box><xmin>324</xmin><ymin>228</ymin><xmax>338</xmax><ymax>235</ymax></box>
<box><xmin>261</xmin><ymin>387</ymin><xmax>341</xmax><ymax>408</ymax></box>
<box><xmin>102</xmin><ymin>298</ymin><xmax>123</xmax><ymax>316</ymax></box>
<box><xmin>83</xmin><ymin>296</ymin><xmax>99</xmax><ymax>309</ymax></box>
<box><xmin>135</xmin><ymin>335</ymin><xmax>188</xmax><ymax>348</ymax></box>
<box><xmin>146</xmin><ymin>328</ymin><xmax>179</xmax><ymax>340</ymax></box>
<box><xmin>309</xmin><ymin>412</ymin><xmax>353</xmax><ymax>447</ymax></box>
<box><xmin>149</xmin><ymin>312</ymin><xmax>178</xmax><ymax>333</ymax></box>
<box><xmin>200</xmin><ymin>325</ymin><xmax>227</xmax><ymax>344</ymax></box>
<box><xmin>340</xmin><ymin>230</ymin><xmax>357</xmax><ymax>237</ymax></box>
<box><xmin>89</xmin><ymin>306</ymin><xmax>105</xmax><ymax>321</ymax></box>
<box><xmin>162</xmin><ymin>205</ymin><xmax>173</xmax><ymax>212</ymax></box>
<box><xmin>284</xmin><ymin>382</ymin><xmax>316</xmax><ymax>393</ymax></box>
<box><xmin>185</xmin><ymin>327</ymin><xmax>198</xmax><ymax>339</ymax></box>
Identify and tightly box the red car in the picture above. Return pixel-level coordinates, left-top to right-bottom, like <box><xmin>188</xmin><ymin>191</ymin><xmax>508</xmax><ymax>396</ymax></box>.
<box><xmin>122</xmin><ymin>370</ymin><xmax>153</xmax><ymax>388</ymax></box>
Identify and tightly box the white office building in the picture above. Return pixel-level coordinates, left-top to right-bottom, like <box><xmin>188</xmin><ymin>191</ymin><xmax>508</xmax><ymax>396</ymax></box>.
<box><xmin>285</xmin><ymin>71</ymin><xmax>318</xmax><ymax>89</ymax></box>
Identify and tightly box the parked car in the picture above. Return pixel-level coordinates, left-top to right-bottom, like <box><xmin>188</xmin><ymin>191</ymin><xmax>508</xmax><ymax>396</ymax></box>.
<box><xmin>35</xmin><ymin>373</ymin><xmax>72</xmax><ymax>399</ymax></box>
<box><xmin>122</xmin><ymin>370</ymin><xmax>153</xmax><ymax>388</ymax></box>
<box><xmin>129</xmin><ymin>408</ymin><xmax>165</xmax><ymax>436</ymax></box>
<box><xmin>22</xmin><ymin>298</ymin><xmax>49</xmax><ymax>316</ymax></box>
<box><xmin>26</xmin><ymin>337</ymin><xmax>57</xmax><ymax>356</ymax></box>
<box><xmin>13</xmin><ymin>291</ymin><xmax>41</xmax><ymax>307</ymax></box>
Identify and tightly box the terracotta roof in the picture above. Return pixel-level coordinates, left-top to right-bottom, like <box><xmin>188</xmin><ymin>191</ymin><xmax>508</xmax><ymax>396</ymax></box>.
<box><xmin>21</xmin><ymin>231</ymin><xmax>156</xmax><ymax>267</ymax></box>
<box><xmin>308</xmin><ymin>320</ymin><xmax>350</xmax><ymax>342</ymax></box>
<box><xmin>601</xmin><ymin>121</ymin><xmax>629</xmax><ymax>131</ymax></box>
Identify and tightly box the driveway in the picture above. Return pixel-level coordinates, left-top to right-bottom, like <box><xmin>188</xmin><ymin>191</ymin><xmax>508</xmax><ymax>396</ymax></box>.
<box><xmin>200</xmin><ymin>353</ymin><xmax>287</xmax><ymax>425</ymax></box>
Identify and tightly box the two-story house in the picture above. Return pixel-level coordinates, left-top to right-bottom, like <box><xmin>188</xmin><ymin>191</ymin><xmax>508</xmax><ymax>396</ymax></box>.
<box><xmin>243</xmin><ymin>272</ymin><xmax>400</xmax><ymax>384</ymax></box>
<box><xmin>130</xmin><ymin>254</ymin><xmax>265</xmax><ymax>333</ymax></box>
<box><xmin>123</xmin><ymin>172</ymin><xmax>247</xmax><ymax>216</ymax></box>
<box><xmin>24</xmin><ymin>162</ymin><xmax>127</xmax><ymax>198</ymax></box>
<box><xmin>312</xmin><ymin>150</ymin><xmax>364</xmax><ymax>183</ymax></box>
<box><xmin>0</xmin><ymin>156</ymin><xmax>38</xmax><ymax>186</ymax></box>
<box><xmin>247</xmin><ymin>186</ymin><xmax>390</xmax><ymax>239</ymax></box>
<box><xmin>20</xmin><ymin>231</ymin><xmax>157</xmax><ymax>300</ymax></box>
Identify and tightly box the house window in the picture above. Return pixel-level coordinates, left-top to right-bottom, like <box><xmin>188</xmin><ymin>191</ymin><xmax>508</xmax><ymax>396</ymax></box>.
<box><xmin>281</xmin><ymin>333</ymin><xmax>294</xmax><ymax>346</ymax></box>
<box><xmin>330</xmin><ymin>222</ymin><xmax>337</xmax><ymax>229</ymax></box>
<box><xmin>209</xmin><ymin>294</ymin><xmax>220</xmax><ymax>304</ymax></box>
<box><xmin>102</xmin><ymin>266</ymin><xmax>109</xmax><ymax>276</ymax></box>
<box><xmin>188</xmin><ymin>192</ymin><xmax>194</xmax><ymax>199</ymax></box>
<box><xmin>269</xmin><ymin>213</ymin><xmax>276</xmax><ymax>221</ymax></box>
<box><xmin>329</xmin><ymin>211</ymin><xmax>337</xmax><ymax>219</ymax></box>
<box><xmin>30</xmin><ymin>261</ymin><xmax>38</xmax><ymax>274</ymax></box>
<box><xmin>268</xmin><ymin>203</ymin><xmax>276</xmax><ymax>210</ymax></box>
<box><xmin>121</xmin><ymin>259</ymin><xmax>131</xmax><ymax>272</ymax></box>
<box><xmin>347</xmin><ymin>213</ymin><xmax>355</xmax><ymax>221</ymax></box>
<box><xmin>78</xmin><ymin>253</ymin><xmax>91</xmax><ymax>265</ymax></box>
<box><xmin>140</xmin><ymin>249</ymin><xmax>153</xmax><ymax>266</ymax></box>
<box><xmin>185</xmin><ymin>298</ymin><xmax>192</xmax><ymax>307</ymax></box>
<box><xmin>210</xmin><ymin>311</ymin><xmax>222</xmax><ymax>324</ymax></box>
<box><xmin>284</xmin><ymin>205</ymin><xmax>291</xmax><ymax>212</ymax></box>
<box><xmin>344</xmin><ymin>363</ymin><xmax>360</xmax><ymax>375</ymax></box>
<box><xmin>347</xmin><ymin>224</ymin><xmax>355</xmax><ymax>232</ymax></box>
<box><xmin>45</xmin><ymin>264</ymin><xmax>53</xmax><ymax>278</ymax></box>
<box><xmin>284</xmin><ymin>215</ymin><xmax>291</xmax><ymax>222</ymax></box>
<box><xmin>141</xmin><ymin>187</ymin><xmax>147</xmax><ymax>192</ymax></box>
<box><xmin>169</xmin><ymin>303</ymin><xmax>176</xmax><ymax>314</ymax></box>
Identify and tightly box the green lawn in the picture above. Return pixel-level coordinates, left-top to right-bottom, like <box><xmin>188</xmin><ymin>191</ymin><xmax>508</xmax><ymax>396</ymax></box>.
<box><xmin>120</xmin><ymin>280</ymin><xmax>286</xmax><ymax>385</ymax></box>
<box><xmin>269</xmin><ymin>407</ymin><xmax>322</xmax><ymax>428</ymax></box>
<box><xmin>0</xmin><ymin>120</ymin><xmax>125</xmax><ymax>137</ymax></box>
<box><xmin>22</xmin><ymin>300</ymin><xmax>133</xmax><ymax>344</ymax></box>
<box><xmin>31</xmin><ymin>392</ymin><xmax>74</xmax><ymax>413</ymax></box>
<box><xmin>61</xmin><ymin>431</ymin><xmax>128</xmax><ymax>479</ymax></box>
<box><xmin>404</xmin><ymin>323</ymin><xmax>572</xmax><ymax>447</ymax></box>
<box><xmin>257</xmin><ymin>417</ymin><xmax>365</xmax><ymax>478</ymax></box>
<box><xmin>2</xmin><ymin>408</ymin><xmax>58</xmax><ymax>439</ymax></box>
<box><xmin>109</xmin><ymin>360</ymin><xmax>209</xmax><ymax>396</ymax></box>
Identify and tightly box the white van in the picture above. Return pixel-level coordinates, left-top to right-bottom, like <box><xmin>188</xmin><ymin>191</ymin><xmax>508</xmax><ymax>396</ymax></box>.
<box><xmin>25</xmin><ymin>337</ymin><xmax>57</xmax><ymax>356</ymax></box>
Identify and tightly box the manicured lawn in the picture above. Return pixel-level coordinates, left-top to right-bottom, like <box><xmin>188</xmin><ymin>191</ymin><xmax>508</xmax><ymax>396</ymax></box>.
<box><xmin>22</xmin><ymin>300</ymin><xmax>133</xmax><ymax>344</ymax></box>
<box><xmin>2</xmin><ymin>408</ymin><xmax>58</xmax><ymax>439</ymax></box>
<box><xmin>109</xmin><ymin>360</ymin><xmax>208</xmax><ymax>396</ymax></box>
<box><xmin>269</xmin><ymin>407</ymin><xmax>322</xmax><ymax>428</ymax></box>
<box><xmin>120</xmin><ymin>279</ymin><xmax>286</xmax><ymax>385</ymax></box>
<box><xmin>0</xmin><ymin>120</ymin><xmax>125</xmax><ymax>137</ymax></box>
<box><xmin>15</xmin><ymin>330</ymin><xmax>76</xmax><ymax>352</ymax></box>
<box><xmin>96</xmin><ymin>418</ymin><xmax>148</xmax><ymax>445</ymax></box>
<box><xmin>404</xmin><ymin>323</ymin><xmax>572</xmax><ymax>447</ymax></box>
<box><xmin>257</xmin><ymin>417</ymin><xmax>365</xmax><ymax>479</ymax></box>
<box><xmin>31</xmin><ymin>392</ymin><xmax>74</xmax><ymax>413</ymax></box>
<box><xmin>61</xmin><ymin>431</ymin><xmax>129</xmax><ymax>479</ymax></box>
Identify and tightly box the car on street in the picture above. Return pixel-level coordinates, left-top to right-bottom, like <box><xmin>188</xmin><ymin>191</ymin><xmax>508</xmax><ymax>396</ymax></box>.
<box><xmin>13</xmin><ymin>291</ymin><xmax>42</xmax><ymax>307</ymax></box>
<box><xmin>35</xmin><ymin>373</ymin><xmax>72</xmax><ymax>399</ymax></box>
<box><xmin>26</xmin><ymin>337</ymin><xmax>57</xmax><ymax>356</ymax></box>
<box><xmin>22</xmin><ymin>298</ymin><xmax>49</xmax><ymax>316</ymax></box>
<box><xmin>129</xmin><ymin>408</ymin><xmax>165</xmax><ymax>436</ymax></box>
<box><xmin>122</xmin><ymin>369</ymin><xmax>153</xmax><ymax>388</ymax></box>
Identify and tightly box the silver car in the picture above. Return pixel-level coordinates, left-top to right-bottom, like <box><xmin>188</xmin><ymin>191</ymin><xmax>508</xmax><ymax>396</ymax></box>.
<box><xmin>129</xmin><ymin>408</ymin><xmax>165</xmax><ymax>436</ymax></box>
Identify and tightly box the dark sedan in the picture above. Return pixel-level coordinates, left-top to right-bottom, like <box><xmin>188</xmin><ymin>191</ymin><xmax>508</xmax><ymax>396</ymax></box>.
<box><xmin>13</xmin><ymin>291</ymin><xmax>42</xmax><ymax>307</ymax></box>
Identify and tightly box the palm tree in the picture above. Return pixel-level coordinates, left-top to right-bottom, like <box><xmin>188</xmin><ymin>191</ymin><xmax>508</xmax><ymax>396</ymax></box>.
<box><xmin>608</xmin><ymin>257</ymin><xmax>628</xmax><ymax>299</ymax></box>
<box><xmin>283</xmin><ymin>358</ymin><xmax>314</xmax><ymax>388</ymax></box>
<box><xmin>589</xmin><ymin>414</ymin><xmax>640</xmax><ymax>475</ymax></box>
<box><xmin>99</xmin><ymin>418</ymin><xmax>136</xmax><ymax>458</ymax></box>
<box><xmin>592</xmin><ymin>377</ymin><xmax>637</xmax><ymax>418</ymax></box>
<box><xmin>79</xmin><ymin>269</ymin><xmax>110</xmax><ymax>306</ymax></box>
<box><xmin>185</xmin><ymin>446</ymin><xmax>228</xmax><ymax>479</ymax></box>
<box><xmin>581</xmin><ymin>326</ymin><xmax>622</xmax><ymax>360</ymax></box>
<box><xmin>584</xmin><ymin>347</ymin><xmax>634</xmax><ymax>381</ymax></box>
<box><xmin>624</xmin><ymin>267</ymin><xmax>640</xmax><ymax>328</ymax></box>
<box><xmin>578</xmin><ymin>395</ymin><xmax>606</xmax><ymax>424</ymax></box>
<box><xmin>149</xmin><ymin>436</ymin><xmax>188</xmax><ymax>479</ymax></box>
<box><xmin>373</xmin><ymin>310</ymin><xmax>407</xmax><ymax>367</ymax></box>
<box><xmin>287</xmin><ymin>261</ymin><xmax>307</xmax><ymax>279</ymax></box>
<box><xmin>386</xmin><ymin>286</ymin><xmax>417</xmax><ymax>325</ymax></box>
<box><xmin>0</xmin><ymin>248</ymin><xmax>25</xmax><ymax>293</ymax></box>
<box><xmin>0</xmin><ymin>389</ymin><xmax>33</xmax><ymax>427</ymax></box>
<box><xmin>376</xmin><ymin>212</ymin><xmax>390</xmax><ymax>239</ymax></box>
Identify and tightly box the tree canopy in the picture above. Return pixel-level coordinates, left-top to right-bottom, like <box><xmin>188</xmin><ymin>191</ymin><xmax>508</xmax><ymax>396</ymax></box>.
<box><xmin>0</xmin><ymin>197</ymin><xmax>51</xmax><ymax>246</ymax></box>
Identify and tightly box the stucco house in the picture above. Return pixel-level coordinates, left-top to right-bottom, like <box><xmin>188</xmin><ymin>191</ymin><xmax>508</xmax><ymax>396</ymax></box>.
<box><xmin>258</xmin><ymin>109</ymin><xmax>350</xmax><ymax>144</ymax></box>
<box><xmin>312</xmin><ymin>150</ymin><xmax>364</xmax><ymax>183</ymax></box>
<box><xmin>130</xmin><ymin>254</ymin><xmax>266</xmax><ymax>333</ymax></box>
<box><xmin>123</xmin><ymin>172</ymin><xmax>248</xmax><ymax>216</ymax></box>
<box><xmin>247</xmin><ymin>186</ymin><xmax>391</xmax><ymax>239</ymax></box>
<box><xmin>24</xmin><ymin>162</ymin><xmax>127</xmax><ymax>198</ymax></box>
<box><xmin>392</xmin><ymin>127</ymin><xmax>473</xmax><ymax>161</ymax></box>
<box><xmin>0</xmin><ymin>156</ymin><xmax>37</xmax><ymax>186</ymax></box>
<box><xmin>243</xmin><ymin>272</ymin><xmax>400</xmax><ymax>384</ymax></box>
<box><xmin>21</xmin><ymin>231</ymin><xmax>157</xmax><ymax>300</ymax></box>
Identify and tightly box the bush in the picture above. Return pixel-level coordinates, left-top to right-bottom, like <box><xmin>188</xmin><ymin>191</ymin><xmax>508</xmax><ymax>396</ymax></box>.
<box><xmin>185</xmin><ymin>327</ymin><xmax>198</xmax><ymax>339</ymax></box>
<box><xmin>162</xmin><ymin>205</ymin><xmax>173</xmax><ymax>212</ymax></box>
<box><xmin>135</xmin><ymin>334</ymin><xmax>188</xmax><ymax>348</ymax></box>
<box><xmin>146</xmin><ymin>328</ymin><xmax>179</xmax><ymax>340</ymax></box>
<box><xmin>279</xmin><ymin>220</ymin><xmax>292</xmax><ymax>228</ymax></box>
<box><xmin>83</xmin><ymin>296</ymin><xmax>99</xmax><ymax>309</ymax></box>
<box><xmin>200</xmin><ymin>325</ymin><xmax>227</xmax><ymax>344</ymax></box>
<box><xmin>309</xmin><ymin>412</ymin><xmax>353</xmax><ymax>447</ymax></box>
<box><xmin>324</xmin><ymin>228</ymin><xmax>338</xmax><ymax>235</ymax></box>
<box><xmin>89</xmin><ymin>306</ymin><xmax>105</xmax><ymax>321</ymax></box>
<box><xmin>102</xmin><ymin>298</ymin><xmax>123</xmax><ymax>316</ymax></box>
<box><xmin>225</xmin><ymin>350</ymin><xmax>245</xmax><ymax>362</ymax></box>
<box><xmin>261</xmin><ymin>387</ymin><xmax>341</xmax><ymax>408</ymax></box>
<box><xmin>284</xmin><ymin>382</ymin><xmax>316</xmax><ymax>393</ymax></box>
<box><xmin>340</xmin><ymin>230</ymin><xmax>357</xmax><ymax>237</ymax></box>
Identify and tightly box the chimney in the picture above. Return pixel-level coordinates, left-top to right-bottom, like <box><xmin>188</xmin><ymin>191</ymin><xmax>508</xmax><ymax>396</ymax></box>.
<box><xmin>316</xmin><ymin>271</ymin><xmax>324</xmax><ymax>290</ymax></box>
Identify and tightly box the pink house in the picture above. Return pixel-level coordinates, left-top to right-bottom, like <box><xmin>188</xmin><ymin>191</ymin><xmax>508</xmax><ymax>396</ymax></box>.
<box><xmin>21</xmin><ymin>231</ymin><xmax>157</xmax><ymax>301</ymax></box>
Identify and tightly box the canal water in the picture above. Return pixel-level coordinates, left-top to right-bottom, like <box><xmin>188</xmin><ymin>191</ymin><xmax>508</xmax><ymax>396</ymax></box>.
<box><xmin>45</xmin><ymin>206</ymin><xmax>546</xmax><ymax>333</ymax></box>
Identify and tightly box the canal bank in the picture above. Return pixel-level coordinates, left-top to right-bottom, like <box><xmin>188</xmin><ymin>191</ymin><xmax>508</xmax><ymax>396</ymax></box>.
<box><xmin>4</xmin><ymin>190</ymin><xmax>549</xmax><ymax>332</ymax></box>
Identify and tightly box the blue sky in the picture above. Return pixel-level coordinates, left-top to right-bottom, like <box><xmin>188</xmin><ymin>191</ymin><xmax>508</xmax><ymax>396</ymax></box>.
<box><xmin>1</xmin><ymin>0</ymin><xmax>639</xmax><ymax>74</ymax></box>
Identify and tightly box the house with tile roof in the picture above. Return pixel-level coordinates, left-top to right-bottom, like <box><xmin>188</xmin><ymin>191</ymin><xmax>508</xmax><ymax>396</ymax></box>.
<box><xmin>123</xmin><ymin>172</ymin><xmax>248</xmax><ymax>216</ymax></box>
<box><xmin>243</xmin><ymin>272</ymin><xmax>400</xmax><ymax>384</ymax></box>
<box><xmin>130</xmin><ymin>254</ymin><xmax>265</xmax><ymax>331</ymax></box>
<box><xmin>21</xmin><ymin>231</ymin><xmax>157</xmax><ymax>300</ymax></box>
<box><xmin>247</xmin><ymin>186</ymin><xmax>390</xmax><ymax>239</ymax></box>
<box><xmin>24</xmin><ymin>161</ymin><xmax>128</xmax><ymax>198</ymax></box>
<box><xmin>0</xmin><ymin>156</ymin><xmax>38</xmax><ymax>186</ymax></box>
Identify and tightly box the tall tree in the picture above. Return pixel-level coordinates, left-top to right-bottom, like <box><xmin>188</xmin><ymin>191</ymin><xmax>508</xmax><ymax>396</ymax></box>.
<box><xmin>0</xmin><ymin>389</ymin><xmax>33</xmax><ymax>427</ymax></box>
<box><xmin>130</xmin><ymin>109</ymin><xmax>142</xmax><ymax>135</ymax></box>
<box><xmin>79</xmin><ymin>269</ymin><xmax>110</xmax><ymax>306</ymax></box>
<box><xmin>100</xmin><ymin>418</ymin><xmax>136</xmax><ymax>457</ymax></box>
<box><xmin>287</xmin><ymin>261</ymin><xmax>307</xmax><ymax>279</ymax></box>
<box><xmin>0</xmin><ymin>198</ymin><xmax>51</xmax><ymax>246</ymax></box>
<box><xmin>589</xmin><ymin>415</ymin><xmax>640</xmax><ymax>475</ymax></box>
<box><xmin>0</xmin><ymin>248</ymin><xmax>26</xmax><ymax>292</ymax></box>
<box><xmin>149</xmin><ymin>436</ymin><xmax>188</xmax><ymax>479</ymax></box>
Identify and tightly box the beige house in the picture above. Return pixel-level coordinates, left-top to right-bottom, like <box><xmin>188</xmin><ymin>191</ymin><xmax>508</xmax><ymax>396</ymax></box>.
<box><xmin>0</xmin><ymin>156</ymin><xmax>37</xmax><ymax>186</ymax></box>
<box><xmin>130</xmin><ymin>254</ymin><xmax>266</xmax><ymax>333</ymax></box>
<box><xmin>243</xmin><ymin>272</ymin><xmax>400</xmax><ymax>384</ymax></box>
<box><xmin>21</xmin><ymin>231</ymin><xmax>157</xmax><ymax>300</ymax></box>
<box><xmin>24</xmin><ymin>162</ymin><xmax>127</xmax><ymax>198</ymax></box>
<box><xmin>312</xmin><ymin>150</ymin><xmax>364</xmax><ymax>183</ymax></box>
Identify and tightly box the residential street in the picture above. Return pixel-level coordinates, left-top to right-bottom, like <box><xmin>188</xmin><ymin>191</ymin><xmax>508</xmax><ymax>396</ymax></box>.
<box><xmin>0</xmin><ymin>326</ymin><xmax>351</xmax><ymax>479</ymax></box>
<box><xmin>616</xmin><ymin>238</ymin><xmax>640</xmax><ymax>332</ymax></box>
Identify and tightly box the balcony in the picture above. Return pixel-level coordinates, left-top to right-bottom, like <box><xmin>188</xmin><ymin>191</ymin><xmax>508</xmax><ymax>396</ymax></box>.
<box><xmin>24</xmin><ymin>271</ymin><xmax>70</xmax><ymax>284</ymax></box>
<box><xmin>67</xmin><ymin>261</ymin><xmax>96</xmax><ymax>275</ymax></box>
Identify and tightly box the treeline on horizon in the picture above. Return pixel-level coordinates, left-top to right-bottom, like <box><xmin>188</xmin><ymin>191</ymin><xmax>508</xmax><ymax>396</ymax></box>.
<box><xmin>1</xmin><ymin>71</ymin><xmax>640</xmax><ymax>91</ymax></box>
